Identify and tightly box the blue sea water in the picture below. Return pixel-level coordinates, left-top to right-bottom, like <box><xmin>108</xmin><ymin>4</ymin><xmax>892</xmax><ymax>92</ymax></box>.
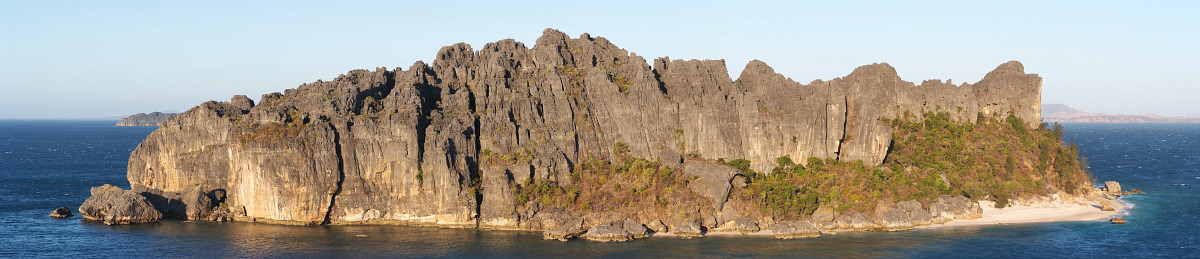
<box><xmin>0</xmin><ymin>120</ymin><xmax>1196</xmax><ymax>258</ymax></box>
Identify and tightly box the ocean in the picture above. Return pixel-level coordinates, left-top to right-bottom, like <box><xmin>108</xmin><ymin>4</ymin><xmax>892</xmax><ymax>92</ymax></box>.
<box><xmin>1</xmin><ymin>120</ymin><xmax>1196</xmax><ymax>258</ymax></box>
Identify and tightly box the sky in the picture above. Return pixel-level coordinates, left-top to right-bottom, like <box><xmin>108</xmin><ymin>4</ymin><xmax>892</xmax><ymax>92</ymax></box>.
<box><xmin>2</xmin><ymin>1</ymin><xmax>1197</xmax><ymax>119</ymax></box>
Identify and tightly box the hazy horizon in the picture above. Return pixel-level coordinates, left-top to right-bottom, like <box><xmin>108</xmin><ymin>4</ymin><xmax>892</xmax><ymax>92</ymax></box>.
<box><xmin>3</xmin><ymin>1</ymin><xmax>1197</xmax><ymax>119</ymax></box>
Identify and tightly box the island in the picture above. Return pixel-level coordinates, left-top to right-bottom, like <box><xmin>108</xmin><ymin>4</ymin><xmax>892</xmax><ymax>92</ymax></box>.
<box><xmin>81</xmin><ymin>29</ymin><xmax>1127</xmax><ymax>241</ymax></box>
<box><xmin>116</xmin><ymin>112</ymin><xmax>177</xmax><ymax>126</ymax></box>
<box><xmin>1042</xmin><ymin>104</ymin><xmax>1200</xmax><ymax>123</ymax></box>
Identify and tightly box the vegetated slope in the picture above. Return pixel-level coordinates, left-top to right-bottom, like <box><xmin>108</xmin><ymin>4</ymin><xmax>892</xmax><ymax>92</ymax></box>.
<box><xmin>726</xmin><ymin>112</ymin><xmax>1091</xmax><ymax>222</ymax></box>
<box><xmin>121</xmin><ymin>29</ymin><xmax>1052</xmax><ymax>230</ymax></box>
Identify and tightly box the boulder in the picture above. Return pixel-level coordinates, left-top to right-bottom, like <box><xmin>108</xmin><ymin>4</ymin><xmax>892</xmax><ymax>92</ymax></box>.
<box><xmin>934</xmin><ymin>195</ymin><xmax>982</xmax><ymax>220</ymax></box>
<box><xmin>79</xmin><ymin>184</ymin><xmax>162</xmax><ymax>225</ymax></box>
<box><xmin>49</xmin><ymin>207</ymin><xmax>73</xmax><ymax>218</ymax></box>
<box><xmin>1130</xmin><ymin>189</ymin><xmax>1143</xmax><ymax>194</ymax></box>
<box><xmin>647</xmin><ymin>219</ymin><xmax>669</xmax><ymax>233</ymax></box>
<box><xmin>622</xmin><ymin>219</ymin><xmax>650</xmax><ymax>239</ymax></box>
<box><xmin>583</xmin><ymin>225</ymin><xmax>633</xmax><ymax>242</ymax></box>
<box><xmin>724</xmin><ymin>218</ymin><xmax>759</xmax><ymax>234</ymax></box>
<box><xmin>1100</xmin><ymin>200</ymin><xmax>1115</xmax><ymax>211</ymax></box>
<box><xmin>681</xmin><ymin>160</ymin><xmax>737</xmax><ymax>210</ymax></box>
<box><xmin>1110</xmin><ymin>217</ymin><xmax>1126</xmax><ymax>224</ymax></box>
<box><xmin>896</xmin><ymin>200</ymin><xmax>933</xmax><ymax>226</ymax></box>
<box><xmin>811</xmin><ymin>202</ymin><xmax>838</xmax><ymax>228</ymax></box>
<box><xmin>672</xmin><ymin>221</ymin><xmax>704</xmax><ymax>238</ymax></box>
<box><xmin>772</xmin><ymin>221</ymin><xmax>821</xmax><ymax>239</ymax></box>
<box><xmin>543</xmin><ymin>218</ymin><xmax>586</xmax><ymax>241</ymax></box>
<box><xmin>875</xmin><ymin>206</ymin><xmax>915</xmax><ymax>231</ymax></box>
<box><xmin>929</xmin><ymin>203</ymin><xmax>955</xmax><ymax>224</ymax></box>
<box><xmin>1104</xmin><ymin>181</ymin><xmax>1122</xmax><ymax>195</ymax></box>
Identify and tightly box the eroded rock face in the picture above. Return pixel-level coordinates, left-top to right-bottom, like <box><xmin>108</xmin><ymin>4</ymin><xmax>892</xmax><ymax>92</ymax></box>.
<box><xmin>124</xmin><ymin>29</ymin><xmax>1041</xmax><ymax>227</ymax></box>
<box><xmin>79</xmin><ymin>185</ymin><xmax>162</xmax><ymax>225</ymax></box>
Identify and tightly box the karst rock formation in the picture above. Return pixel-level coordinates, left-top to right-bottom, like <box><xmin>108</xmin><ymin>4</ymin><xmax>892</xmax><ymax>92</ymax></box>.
<box><xmin>123</xmin><ymin>29</ymin><xmax>1040</xmax><ymax>227</ymax></box>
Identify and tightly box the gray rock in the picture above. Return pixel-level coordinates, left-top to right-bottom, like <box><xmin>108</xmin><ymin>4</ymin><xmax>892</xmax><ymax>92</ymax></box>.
<box><xmin>584</xmin><ymin>225</ymin><xmax>633</xmax><ymax>242</ymax></box>
<box><xmin>875</xmin><ymin>205</ymin><xmax>915</xmax><ymax>231</ymax></box>
<box><xmin>681</xmin><ymin>160</ymin><xmax>737</xmax><ymax>211</ymax></box>
<box><xmin>896</xmin><ymin>200</ymin><xmax>933</xmax><ymax>226</ymax></box>
<box><xmin>772</xmin><ymin>221</ymin><xmax>821</xmax><ymax>239</ymax></box>
<box><xmin>835</xmin><ymin>212</ymin><xmax>879</xmax><ymax>230</ymax></box>
<box><xmin>647</xmin><ymin>219</ymin><xmax>668</xmax><ymax>233</ymax></box>
<box><xmin>1104</xmin><ymin>181</ymin><xmax>1122</xmax><ymax>195</ymax></box>
<box><xmin>543</xmin><ymin>218</ymin><xmax>586</xmax><ymax>241</ymax></box>
<box><xmin>730</xmin><ymin>218</ymin><xmax>759</xmax><ymax>234</ymax></box>
<box><xmin>79</xmin><ymin>184</ymin><xmax>162</xmax><ymax>225</ymax></box>
<box><xmin>672</xmin><ymin>221</ymin><xmax>704</xmax><ymax>238</ymax></box>
<box><xmin>933</xmin><ymin>195</ymin><xmax>982</xmax><ymax>221</ymax></box>
<box><xmin>622</xmin><ymin>219</ymin><xmax>650</xmax><ymax>239</ymax></box>
<box><xmin>811</xmin><ymin>202</ymin><xmax>838</xmax><ymax>228</ymax></box>
<box><xmin>49</xmin><ymin>207</ymin><xmax>72</xmax><ymax>218</ymax></box>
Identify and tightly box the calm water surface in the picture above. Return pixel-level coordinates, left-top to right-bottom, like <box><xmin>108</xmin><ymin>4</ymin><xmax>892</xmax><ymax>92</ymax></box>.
<box><xmin>1</xmin><ymin>121</ymin><xmax>1196</xmax><ymax>258</ymax></box>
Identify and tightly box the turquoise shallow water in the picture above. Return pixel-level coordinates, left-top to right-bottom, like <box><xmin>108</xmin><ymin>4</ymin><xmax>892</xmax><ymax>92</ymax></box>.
<box><xmin>1</xmin><ymin>120</ymin><xmax>1196</xmax><ymax>258</ymax></box>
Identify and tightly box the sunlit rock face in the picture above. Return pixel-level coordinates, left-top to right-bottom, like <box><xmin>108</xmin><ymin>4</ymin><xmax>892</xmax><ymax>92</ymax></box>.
<box><xmin>124</xmin><ymin>29</ymin><xmax>1040</xmax><ymax>226</ymax></box>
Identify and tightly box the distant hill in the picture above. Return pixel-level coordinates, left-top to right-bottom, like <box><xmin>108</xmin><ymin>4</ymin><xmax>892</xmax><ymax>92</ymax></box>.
<box><xmin>1041</xmin><ymin>104</ymin><xmax>1200</xmax><ymax>123</ymax></box>
<box><xmin>116</xmin><ymin>112</ymin><xmax>177</xmax><ymax>126</ymax></box>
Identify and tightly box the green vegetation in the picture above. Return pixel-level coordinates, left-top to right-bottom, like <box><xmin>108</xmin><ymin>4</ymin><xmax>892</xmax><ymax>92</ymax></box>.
<box><xmin>512</xmin><ymin>144</ymin><xmax>706</xmax><ymax>216</ymax></box>
<box><xmin>607</xmin><ymin>72</ymin><xmax>631</xmax><ymax>94</ymax></box>
<box><xmin>728</xmin><ymin>112</ymin><xmax>1092</xmax><ymax>220</ymax></box>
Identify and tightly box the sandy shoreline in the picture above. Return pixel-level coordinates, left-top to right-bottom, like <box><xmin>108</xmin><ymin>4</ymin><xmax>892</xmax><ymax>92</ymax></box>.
<box><xmin>655</xmin><ymin>194</ymin><xmax>1128</xmax><ymax>238</ymax></box>
<box><xmin>931</xmin><ymin>196</ymin><xmax>1125</xmax><ymax>228</ymax></box>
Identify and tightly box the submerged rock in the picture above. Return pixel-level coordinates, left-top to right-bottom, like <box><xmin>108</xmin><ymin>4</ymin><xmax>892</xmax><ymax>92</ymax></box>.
<box><xmin>79</xmin><ymin>184</ymin><xmax>162</xmax><ymax>225</ymax></box>
<box><xmin>772</xmin><ymin>221</ymin><xmax>821</xmax><ymax>239</ymax></box>
<box><xmin>49</xmin><ymin>207</ymin><xmax>73</xmax><ymax>218</ymax></box>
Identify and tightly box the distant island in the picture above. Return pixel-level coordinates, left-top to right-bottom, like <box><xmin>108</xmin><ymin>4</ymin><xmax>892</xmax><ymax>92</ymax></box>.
<box><xmin>116</xmin><ymin>112</ymin><xmax>177</xmax><ymax>126</ymax></box>
<box><xmin>1042</xmin><ymin>104</ymin><xmax>1200</xmax><ymax>123</ymax></box>
<box><xmin>79</xmin><ymin>29</ymin><xmax>1125</xmax><ymax>242</ymax></box>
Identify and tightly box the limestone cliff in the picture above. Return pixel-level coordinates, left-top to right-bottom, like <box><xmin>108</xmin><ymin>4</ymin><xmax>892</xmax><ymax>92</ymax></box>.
<box><xmin>124</xmin><ymin>29</ymin><xmax>1041</xmax><ymax>228</ymax></box>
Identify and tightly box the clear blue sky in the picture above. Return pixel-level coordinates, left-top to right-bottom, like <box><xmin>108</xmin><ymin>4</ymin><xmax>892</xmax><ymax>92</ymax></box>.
<box><xmin>2</xmin><ymin>1</ymin><xmax>1197</xmax><ymax>119</ymax></box>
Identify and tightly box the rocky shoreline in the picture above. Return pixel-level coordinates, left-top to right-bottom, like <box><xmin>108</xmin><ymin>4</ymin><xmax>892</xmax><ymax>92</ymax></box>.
<box><xmin>74</xmin><ymin>181</ymin><xmax>1134</xmax><ymax>242</ymax></box>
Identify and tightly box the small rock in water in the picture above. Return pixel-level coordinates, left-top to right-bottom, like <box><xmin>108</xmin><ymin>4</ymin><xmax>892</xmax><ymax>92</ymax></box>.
<box><xmin>356</xmin><ymin>234</ymin><xmax>368</xmax><ymax>238</ymax></box>
<box><xmin>1110</xmin><ymin>217</ymin><xmax>1127</xmax><ymax>224</ymax></box>
<box><xmin>1130</xmin><ymin>189</ymin><xmax>1144</xmax><ymax>194</ymax></box>
<box><xmin>49</xmin><ymin>206</ymin><xmax>73</xmax><ymax>218</ymax></box>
